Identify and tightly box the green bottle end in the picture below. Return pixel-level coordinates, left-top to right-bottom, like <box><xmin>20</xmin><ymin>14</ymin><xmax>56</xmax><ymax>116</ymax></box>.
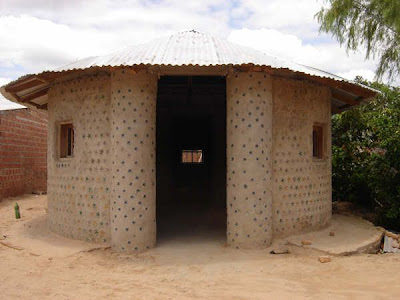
<box><xmin>14</xmin><ymin>203</ymin><xmax>21</xmax><ymax>219</ymax></box>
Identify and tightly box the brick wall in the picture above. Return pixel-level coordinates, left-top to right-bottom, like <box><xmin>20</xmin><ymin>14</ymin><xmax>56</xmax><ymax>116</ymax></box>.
<box><xmin>0</xmin><ymin>108</ymin><xmax>48</xmax><ymax>199</ymax></box>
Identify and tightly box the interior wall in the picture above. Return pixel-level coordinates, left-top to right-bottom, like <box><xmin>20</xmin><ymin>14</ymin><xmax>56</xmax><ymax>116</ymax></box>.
<box><xmin>47</xmin><ymin>75</ymin><xmax>112</xmax><ymax>243</ymax></box>
<box><xmin>271</xmin><ymin>77</ymin><xmax>332</xmax><ymax>237</ymax></box>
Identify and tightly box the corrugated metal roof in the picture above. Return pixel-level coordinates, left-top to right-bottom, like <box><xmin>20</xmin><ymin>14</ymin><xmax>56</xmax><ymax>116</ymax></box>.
<box><xmin>0</xmin><ymin>30</ymin><xmax>378</xmax><ymax>111</ymax></box>
<box><xmin>55</xmin><ymin>30</ymin><xmax>353</xmax><ymax>83</ymax></box>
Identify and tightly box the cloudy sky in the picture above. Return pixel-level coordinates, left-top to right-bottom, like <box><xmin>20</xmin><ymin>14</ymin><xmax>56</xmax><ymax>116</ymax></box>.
<box><xmin>0</xmin><ymin>0</ymin><xmax>387</xmax><ymax>109</ymax></box>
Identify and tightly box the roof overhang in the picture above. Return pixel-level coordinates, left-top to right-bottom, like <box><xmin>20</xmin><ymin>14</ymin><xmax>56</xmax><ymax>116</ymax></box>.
<box><xmin>0</xmin><ymin>30</ymin><xmax>379</xmax><ymax>113</ymax></box>
<box><xmin>0</xmin><ymin>64</ymin><xmax>377</xmax><ymax>114</ymax></box>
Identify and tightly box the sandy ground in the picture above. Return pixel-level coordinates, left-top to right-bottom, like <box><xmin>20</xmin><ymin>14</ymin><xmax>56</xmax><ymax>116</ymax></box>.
<box><xmin>1</xmin><ymin>195</ymin><xmax>400</xmax><ymax>300</ymax></box>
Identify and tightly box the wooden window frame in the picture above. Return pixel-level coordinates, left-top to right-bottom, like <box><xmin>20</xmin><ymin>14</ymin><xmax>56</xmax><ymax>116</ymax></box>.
<box><xmin>58</xmin><ymin>121</ymin><xmax>74</xmax><ymax>159</ymax></box>
<box><xmin>312</xmin><ymin>123</ymin><xmax>326</xmax><ymax>160</ymax></box>
<box><xmin>181</xmin><ymin>149</ymin><xmax>203</xmax><ymax>164</ymax></box>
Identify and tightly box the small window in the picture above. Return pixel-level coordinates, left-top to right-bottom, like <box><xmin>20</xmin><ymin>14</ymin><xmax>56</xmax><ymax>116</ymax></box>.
<box><xmin>312</xmin><ymin>125</ymin><xmax>324</xmax><ymax>159</ymax></box>
<box><xmin>181</xmin><ymin>150</ymin><xmax>203</xmax><ymax>164</ymax></box>
<box><xmin>60</xmin><ymin>123</ymin><xmax>74</xmax><ymax>158</ymax></box>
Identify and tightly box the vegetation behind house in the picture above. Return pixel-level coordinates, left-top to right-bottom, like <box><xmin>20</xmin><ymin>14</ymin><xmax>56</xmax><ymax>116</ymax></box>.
<box><xmin>332</xmin><ymin>77</ymin><xmax>400</xmax><ymax>231</ymax></box>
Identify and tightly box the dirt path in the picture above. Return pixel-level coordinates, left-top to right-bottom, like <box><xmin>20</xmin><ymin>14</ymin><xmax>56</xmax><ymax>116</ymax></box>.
<box><xmin>1</xmin><ymin>195</ymin><xmax>399</xmax><ymax>299</ymax></box>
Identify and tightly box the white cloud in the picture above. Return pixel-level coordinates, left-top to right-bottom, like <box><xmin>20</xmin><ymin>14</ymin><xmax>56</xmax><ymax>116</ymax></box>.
<box><xmin>0</xmin><ymin>77</ymin><xmax>26</xmax><ymax>110</ymax></box>
<box><xmin>228</xmin><ymin>28</ymin><xmax>320</xmax><ymax>64</ymax></box>
<box><xmin>337</xmin><ymin>69</ymin><xmax>376</xmax><ymax>82</ymax></box>
<box><xmin>237</xmin><ymin>0</ymin><xmax>324</xmax><ymax>38</ymax></box>
<box><xmin>0</xmin><ymin>15</ymin><xmax>138</xmax><ymax>77</ymax></box>
<box><xmin>0</xmin><ymin>0</ymin><xmax>397</xmax><ymax>89</ymax></box>
<box><xmin>228</xmin><ymin>28</ymin><xmax>379</xmax><ymax>80</ymax></box>
<box><xmin>0</xmin><ymin>96</ymin><xmax>26</xmax><ymax>110</ymax></box>
<box><xmin>0</xmin><ymin>78</ymin><xmax>12</xmax><ymax>86</ymax></box>
<box><xmin>0</xmin><ymin>2</ymin><xmax>233</xmax><ymax>79</ymax></box>
<box><xmin>0</xmin><ymin>0</ymin><xmax>231</xmax><ymax>28</ymax></box>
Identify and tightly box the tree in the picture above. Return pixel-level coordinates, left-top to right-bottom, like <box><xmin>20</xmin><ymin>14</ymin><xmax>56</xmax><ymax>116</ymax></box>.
<box><xmin>316</xmin><ymin>0</ymin><xmax>400</xmax><ymax>81</ymax></box>
<box><xmin>332</xmin><ymin>77</ymin><xmax>400</xmax><ymax>230</ymax></box>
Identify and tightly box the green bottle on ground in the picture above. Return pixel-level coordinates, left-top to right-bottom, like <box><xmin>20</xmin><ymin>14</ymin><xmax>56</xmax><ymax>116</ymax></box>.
<box><xmin>14</xmin><ymin>203</ymin><xmax>21</xmax><ymax>219</ymax></box>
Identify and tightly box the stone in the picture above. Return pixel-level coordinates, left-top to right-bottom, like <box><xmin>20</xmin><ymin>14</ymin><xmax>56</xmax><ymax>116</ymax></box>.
<box><xmin>329</xmin><ymin>231</ymin><xmax>335</xmax><ymax>236</ymax></box>
<box><xmin>269</xmin><ymin>245</ymin><xmax>289</xmax><ymax>254</ymax></box>
<box><xmin>301</xmin><ymin>240</ymin><xmax>312</xmax><ymax>246</ymax></box>
<box><xmin>385</xmin><ymin>231</ymin><xmax>399</xmax><ymax>239</ymax></box>
<box><xmin>318</xmin><ymin>256</ymin><xmax>331</xmax><ymax>263</ymax></box>
<box><xmin>392</xmin><ymin>240</ymin><xmax>400</xmax><ymax>249</ymax></box>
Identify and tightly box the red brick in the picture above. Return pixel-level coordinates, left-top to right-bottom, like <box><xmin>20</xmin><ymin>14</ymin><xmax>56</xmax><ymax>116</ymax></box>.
<box><xmin>0</xmin><ymin>108</ymin><xmax>47</xmax><ymax>199</ymax></box>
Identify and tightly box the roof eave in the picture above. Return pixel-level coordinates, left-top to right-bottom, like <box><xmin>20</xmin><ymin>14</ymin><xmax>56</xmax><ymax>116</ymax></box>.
<box><xmin>1</xmin><ymin>64</ymin><xmax>378</xmax><ymax>113</ymax></box>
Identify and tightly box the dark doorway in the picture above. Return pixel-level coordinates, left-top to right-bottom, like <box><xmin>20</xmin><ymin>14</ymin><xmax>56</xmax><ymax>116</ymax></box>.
<box><xmin>156</xmin><ymin>76</ymin><xmax>226</xmax><ymax>243</ymax></box>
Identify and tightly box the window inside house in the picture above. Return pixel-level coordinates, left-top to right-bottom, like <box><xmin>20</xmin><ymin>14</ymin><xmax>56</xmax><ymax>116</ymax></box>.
<box><xmin>181</xmin><ymin>150</ymin><xmax>203</xmax><ymax>164</ymax></box>
<box><xmin>312</xmin><ymin>125</ymin><xmax>324</xmax><ymax>159</ymax></box>
<box><xmin>59</xmin><ymin>123</ymin><xmax>74</xmax><ymax>158</ymax></box>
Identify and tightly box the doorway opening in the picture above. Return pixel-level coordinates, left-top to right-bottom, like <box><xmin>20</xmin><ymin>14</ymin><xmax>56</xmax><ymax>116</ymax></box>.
<box><xmin>156</xmin><ymin>76</ymin><xmax>226</xmax><ymax>243</ymax></box>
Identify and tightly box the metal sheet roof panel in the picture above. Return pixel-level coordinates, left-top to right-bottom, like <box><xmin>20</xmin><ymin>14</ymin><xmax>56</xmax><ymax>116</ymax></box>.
<box><xmin>50</xmin><ymin>30</ymin><xmax>375</xmax><ymax>94</ymax></box>
<box><xmin>1</xmin><ymin>30</ymin><xmax>379</xmax><ymax>111</ymax></box>
<box><xmin>53</xmin><ymin>30</ymin><xmax>336</xmax><ymax>77</ymax></box>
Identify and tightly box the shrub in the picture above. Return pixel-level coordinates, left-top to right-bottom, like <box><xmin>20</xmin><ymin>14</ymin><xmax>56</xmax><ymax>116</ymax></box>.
<box><xmin>332</xmin><ymin>77</ymin><xmax>400</xmax><ymax>231</ymax></box>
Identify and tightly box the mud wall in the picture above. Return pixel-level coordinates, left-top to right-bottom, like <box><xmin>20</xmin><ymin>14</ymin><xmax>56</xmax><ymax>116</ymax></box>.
<box><xmin>226</xmin><ymin>72</ymin><xmax>273</xmax><ymax>248</ymax></box>
<box><xmin>271</xmin><ymin>77</ymin><xmax>332</xmax><ymax>237</ymax></box>
<box><xmin>47</xmin><ymin>75</ymin><xmax>112</xmax><ymax>243</ymax></box>
<box><xmin>110</xmin><ymin>69</ymin><xmax>157</xmax><ymax>252</ymax></box>
<box><xmin>45</xmin><ymin>69</ymin><xmax>332</xmax><ymax>250</ymax></box>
